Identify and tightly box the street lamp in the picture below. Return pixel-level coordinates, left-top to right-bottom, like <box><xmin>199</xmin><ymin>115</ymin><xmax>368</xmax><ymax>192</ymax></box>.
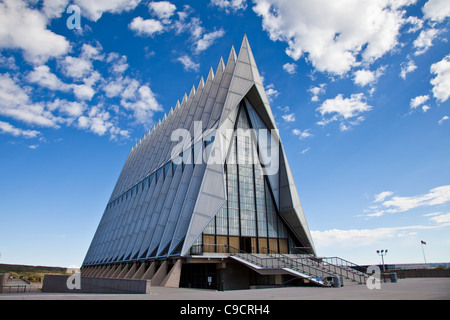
<box><xmin>376</xmin><ymin>249</ymin><xmax>388</xmax><ymax>272</ymax></box>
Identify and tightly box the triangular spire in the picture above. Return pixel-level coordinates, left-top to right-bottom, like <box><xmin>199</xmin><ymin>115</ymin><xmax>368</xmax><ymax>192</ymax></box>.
<box><xmin>189</xmin><ymin>85</ymin><xmax>196</xmax><ymax>98</ymax></box>
<box><xmin>198</xmin><ymin>76</ymin><xmax>205</xmax><ymax>91</ymax></box>
<box><xmin>216</xmin><ymin>57</ymin><xmax>225</xmax><ymax>75</ymax></box>
<box><xmin>228</xmin><ymin>45</ymin><xmax>237</xmax><ymax>65</ymax></box>
<box><xmin>206</xmin><ymin>67</ymin><xmax>214</xmax><ymax>82</ymax></box>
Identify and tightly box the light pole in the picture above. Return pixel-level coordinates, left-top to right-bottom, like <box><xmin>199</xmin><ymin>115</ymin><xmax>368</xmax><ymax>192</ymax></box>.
<box><xmin>376</xmin><ymin>249</ymin><xmax>388</xmax><ymax>272</ymax></box>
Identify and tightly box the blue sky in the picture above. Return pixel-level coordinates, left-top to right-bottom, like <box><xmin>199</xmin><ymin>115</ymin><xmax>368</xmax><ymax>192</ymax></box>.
<box><xmin>0</xmin><ymin>0</ymin><xmax>449</xmax><ymax>268</ymax></box>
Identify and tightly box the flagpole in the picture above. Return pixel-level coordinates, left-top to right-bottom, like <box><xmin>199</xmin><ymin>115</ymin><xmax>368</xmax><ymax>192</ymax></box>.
<box><xmin>421</xmin><ymin>241</ymin><xmax>427</xmax><ymax>264</ymax></box>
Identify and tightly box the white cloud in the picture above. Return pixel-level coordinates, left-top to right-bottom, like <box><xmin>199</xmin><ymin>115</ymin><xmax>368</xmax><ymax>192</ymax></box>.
<box><xmin>120</xmin><ymin>85</ymin><xmax>162</xmax><ymax>124</ymax></box>
<box><xmin>312</xmin><ymin>225</ymin><xmax>437</xmax><ymax>248</ymax></box>
<box><xmin>381</xmin><ymin>185</ymin><xmax>450</xmax><ymax>214</ymax></box>
<box><xmin>410</xmin><ymin>95</ymin><xmax>430</xmax><ymax>109</ymax></box>
<box><xmin>265</xmin><ymin>83</ymin><xmax>279</xmax><ymax>102</ymax></box>
<box><xmin>317</xmin><ymin>93</ymin><xmax>372</xmax><ymax>128</ymax></box>
<box><xmin>74</xmin><ymin>0</ymin><xmax>141</xmax><ymax>22</ymax></box>
<box><xmin>0</xmin><ymin>0</ymin><xmax>70</xmax><ymax>64</ymax></box>
<box><xmin>0</xmin><ymin>73</ymin><xmax>61</xmax><ymax>128</ymax></box>
<box><xmin>41</xmin><ymin>0</ymin><xmax>69</xmax><ymax>19</ymax></box>
<box><xmin>129</xmin><ymin>17</ymin><xmax>165</xmax><ymax>37</ymax></box>
<box><xmin>292</xmin><ymin>129</ymin><xmax>312</xmax><ymax>139</ymax></box>
<box><xmin>413</xmin><ymin>28</ymin><xmax>439</xmax><ymax>56</ymax></box>
<box><xmin>148</xmin><ymin>1</ymin><xmax>177</xmax><ymax>22</ymax></box>
<box><xmin>211</xmin><ymin>0</ymin><xmax>247</xmax><ymax>13</ymax></box>
<box><xmin>283</xmin><ymin>62</ymin><xmax>297</xmax><ymax>74</ymax></box>
<box><xmin>194</xmin><ymin>29</ymin><xmax>225</xmax><ymax>53</ymax></box>
<box><xmin>353</xmin><ymin>67</ymin><xmax>385</xmax><ymax>87</ymax></box>
<box><xmin>374</xmin><ymin>191</ymin><xmax>394</xmax><ymax>203</ymax></box>
<box><xmin>400</xmin><ymin>59</ymin><xmax>417</xmax><ymax>79</ymax></box>
<box><xmin>430</xmin><ymin>54</ymin><xmax>450</xmax><ymax>103</ymax></box>
<box><xmin>176</xmin><ymin>55</ymin><xmax>200</xmax><ymax>72</ymax></box>
<box><xmin>282</xmin><ymin>113</ymin><xmax>295</xmax><ymax>122</ymax></box>
<box><xmin>308</xmin><ymin>84</ymin><xmax>326</xmax><ymax>102</ymax></box>
<box><xmin>429</xmin><ymin>212</ymin><xmax>450</xmax><ymax>226</ymax></box>
<box><xmin>27</xmin><ymin>65</ymin><xmax>71</xmax><ymax>92</ymax></box>
<box><xmin>47</xmin><ymin>99</ymin><xmax>85</xmax><ymax>119</ymax></box>
<box><xmin>59</xmin><ymin>56</ymin><xmax>93</xmax><ymax>79</ymax></box>
<box><xmin>106</xmin><ymin>53</ymin><xmax>129</xmax><ymax>74</ymax></box>
<box><xmin>422</xmin><ymin>0</ymin><xmax>450</xmax><ymax>22</ymax></box>
<box><xmin>301</xmin><ymin>147</ymin><xmax>310</xmax><ymax>154</ymax></box>
<box><xmin>405</xmin><ymin>16</ymin><xmax>423</xmax><ymax>33</ymax></box>
<box><xmin>0</xmin><ymin>120</ymin><xmax>41</xmax><ymax>139</ymax></box>
<box><xmin>354</xmin><ymin>70</ymin><xmax>376</xmax><ymax>87</ymax></box>
<box><xmin>252</xmin><ymin>0</ymin><xmax>413</xmax><ymax>76</ymax></box>
<box><xmin>438</xmin><ymin>115</ymin><xmax>449</xmax><ymax>124</ymax></box>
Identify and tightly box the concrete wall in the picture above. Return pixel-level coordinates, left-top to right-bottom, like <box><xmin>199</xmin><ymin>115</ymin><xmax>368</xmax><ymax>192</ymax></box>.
<box><xmin>42</xmin><ymin>275</ymin><xmax>151</xmax><ymax>294</ymax></box>
<box><xmin>220</xmin><ymin>262</ymin><xmax>250</xmax><ymax>290</ymax></box>
<box><xmin>0</xmin><ymin>273</ymin><xmax>9</xmax><ymax>293</ymax></box>
<box><xmin>393</xmin><ymin>269</ymin><xmax>450</xmax><ymax>279</ymax></box>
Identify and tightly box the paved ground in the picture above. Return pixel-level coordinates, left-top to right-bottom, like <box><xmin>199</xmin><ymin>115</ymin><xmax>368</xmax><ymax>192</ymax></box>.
<box><xmin>1</xmin><ymin>278</ymin><xmax>449</xmax><ymax>300</ymax></box>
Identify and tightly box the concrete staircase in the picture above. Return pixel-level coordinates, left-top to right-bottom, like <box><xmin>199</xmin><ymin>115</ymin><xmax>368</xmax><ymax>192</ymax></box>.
<box><xmin>229</xmin><ymin>249</ymin><xmax>368</xmax><ymax>287</ymax></box>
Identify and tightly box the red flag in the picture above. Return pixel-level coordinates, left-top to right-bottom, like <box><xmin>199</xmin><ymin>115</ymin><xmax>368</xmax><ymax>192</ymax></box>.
<box><xmin>421</xmin><ymin>240</ymin><xmax>426</xmax><ymax>245</ymax></box>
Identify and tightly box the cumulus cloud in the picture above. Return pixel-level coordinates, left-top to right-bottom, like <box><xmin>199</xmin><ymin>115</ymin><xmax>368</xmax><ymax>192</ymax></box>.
<box><xmin>413</xmin><ymin>28</ymin><xmax>439</xmax><ymax>56</ymax></box>
<box><xmin>353</xmin><ymin>67</ymin><xmax>385</xmax><ymax>87</ymax></box>
<box><xmin>283</xmin><ymin>62</ymin><xmax>297</xmax><ymax>74</ymax></box>
<box><xmin>27</xmin><ymin>65</ymin><xmax>72</xmax><ymax>92</ymax></box>
<box><xmin>0</xmin><ymin>73</ymin><xmax>61</xmax><ymax>128</ymax></box>
<box><xmin>148</xmin><ymin>1</ymin><xmax>177</xmax><ymax>22</ymax></box>
<box><xmin>211</xmin><ymin>0</ymin><xmax>247</xmax><ymax>13</ymax></box>
<box><xmin>74</xmin><ymin>0</ymin><xmax>141</xmax><ymax>22</ymax></box>
<box><xmin>308</xmin><ymin>84</ymin><xmax>326</xmax><ymax>102</ymax></box>
<box><xmin>120</xmin><ymin>85</ymin><xmax>163</xmax><ymax>125</ymax></box>
<box><xmin>317</xmin><ymin>93</ymin><xmax>372</xmax><ymax>130</ymax></box>
<box><xmin>400</xmin><ymin>59</ymin><xmax>417</xmax><ymax>79</ymax></box>
<box><xmin>0</xmin><ymin>120</ymin><xmax>41</xmax><ymax>139</ymax></box>
<box><xmin>252</xmin><ymin>0</ymin><xmax>413</xmax><ymax>76</ymax></box>
<box><xmin>0</xmin><ymin>0</ymin><xmax>70</xmax><ymax>64</ymax></box>
<box><xmin>129</xmin><ymin>17</ymin><xmax>165</xmax><ymax>37</ymax></box>
<box><xmin>194</xmin><ymin>29</ymin><xmax>225</xmax><ymax>53</ymax></box>
<box><xmin>410</xmin><ymin>95</ymin><xmax>430</xmax><ymax>112</ymax></box>
<box><xmin>422</xmin><ymin>0</ymin><xmax>450</xmax><ymax>22</ymax></box>
<box><xmin>430</xmin><ymin>54</ymin><xmax>450</xmax><ymax>103</ymax></box>
<box><xmin>176</xmin><ymin>55</ymin><xmax>200</xmax><ymax>72</ymax></box>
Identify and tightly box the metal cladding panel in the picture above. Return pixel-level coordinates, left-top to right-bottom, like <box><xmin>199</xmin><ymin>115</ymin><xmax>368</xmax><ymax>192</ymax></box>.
<box><xmin>172</xmin><ymin>161</ymin><xmax>208</xmax><ymax>256</ymax></box>
<box><xmin>128</xmin><ymin>177</ymin><xmax>158</xmax><ymax>259</ymax></box>
<box><xmin>139</xmin><ymin>168</ymin><xmax>175</xmax><ymax>258</ymax></box>
<box><xmin>180</xmin><ymin>136</ymin><xmax>227</xmax><ymax>257</ymax></box>
<box><xmin>135</xmin><ymin>171</ymin><xmax>169</xmax><ymax>258</ymax></box>
<box><xmin>151</xmin><ymin>165</ymin><xmax>185</xmax><ymax>257</ymax></box>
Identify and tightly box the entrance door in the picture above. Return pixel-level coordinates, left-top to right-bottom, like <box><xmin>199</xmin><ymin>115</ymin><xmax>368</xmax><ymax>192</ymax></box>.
<box><xmin>240</xmin><ymin>237</ymin><xmax>252</xmax><ymax>253</ymax></box>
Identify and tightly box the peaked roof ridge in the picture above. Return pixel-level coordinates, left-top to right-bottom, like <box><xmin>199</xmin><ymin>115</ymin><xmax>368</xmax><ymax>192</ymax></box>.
<box><xmin>133</xmin><ymin>36</ymin><xmax>248</xmax><ymax>155</ymax></box>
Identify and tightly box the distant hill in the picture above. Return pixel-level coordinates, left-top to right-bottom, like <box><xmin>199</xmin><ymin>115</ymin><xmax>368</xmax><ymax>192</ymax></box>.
<box><xmin>0</xmin><ymin>263</ymin><xmax>71</xmax><ymax>283</ymax></box>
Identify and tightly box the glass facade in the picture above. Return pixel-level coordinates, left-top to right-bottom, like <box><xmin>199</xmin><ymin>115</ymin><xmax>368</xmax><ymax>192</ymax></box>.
<box><xmin>198</xmin><ymin>101</ymin><xmax>296</xmax><ymax>254</ymax></box>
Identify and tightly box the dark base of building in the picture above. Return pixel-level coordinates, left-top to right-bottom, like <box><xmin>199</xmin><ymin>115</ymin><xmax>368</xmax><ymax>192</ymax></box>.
<box><xmin>81</xmin><ymin>256</ymin><xmax>314</xmax><ymax>291</ymax></box>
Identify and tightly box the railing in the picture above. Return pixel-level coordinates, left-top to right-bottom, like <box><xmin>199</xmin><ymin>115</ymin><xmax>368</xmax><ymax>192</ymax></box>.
<box><xmin>189</xmin><ymin>244</ymin><xmax>368</xmax><ymax>285</ymax></box>
<box><xmin>261</xmin><ymin>249</ymin><xmax>335</xmax><ymax>281</ymax></box>
<box><xmin>320</xmin><ymin>257</ymin><xmax>368</xmax><ymax>284</ymax></box>
<box><xmin>1</xmin><ymin>285</ymin><xmax>28</xmax><ymax>293</ymax></box>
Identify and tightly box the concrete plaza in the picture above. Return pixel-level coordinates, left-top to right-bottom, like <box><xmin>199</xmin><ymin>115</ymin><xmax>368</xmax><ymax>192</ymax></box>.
<box><xmin>0</xmin><ymin>278</ymin><xmax>449</xmax><ymax>300</ymax></box>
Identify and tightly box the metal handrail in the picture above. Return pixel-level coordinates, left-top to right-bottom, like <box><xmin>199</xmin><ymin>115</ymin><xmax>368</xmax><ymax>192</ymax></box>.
<box><xmin>261</xmin><ymin>248</ymin><xmax>335</xmax><ymax>281</ymax></box>
<box><xmin>189</xmin><ymin>244</ymin><xmax>367</xmax><ymax>284</ymax></box>
<box><xmin>320</xmin><ymin>257</ymin><xmax>368</xmax><ymax>284</ymax></box>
